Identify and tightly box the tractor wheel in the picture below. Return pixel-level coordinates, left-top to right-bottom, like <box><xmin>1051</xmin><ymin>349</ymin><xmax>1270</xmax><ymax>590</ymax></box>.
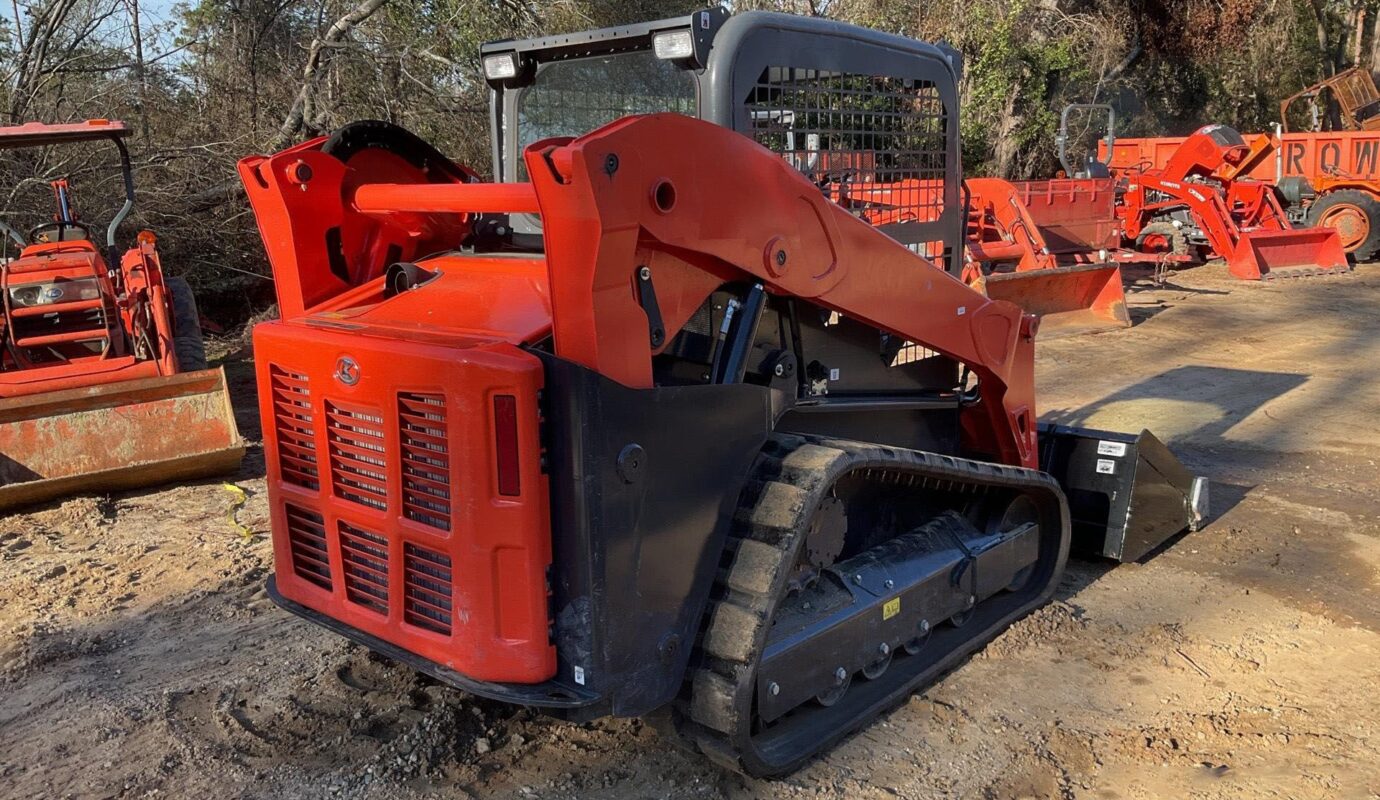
<box><xmin>1134</xmin><ymin>222</ymin><xmax>1188</xmax><ymax>256</ymax></box>
<box><xmin>1307</xmin><ymin>190</ymin><xmax>1380</xmax><ymax>262</ymax></box>
<box><xmin>165</xmin><ymin>276</ymin><xmax>208</xmax><ymax>372</ymax></box>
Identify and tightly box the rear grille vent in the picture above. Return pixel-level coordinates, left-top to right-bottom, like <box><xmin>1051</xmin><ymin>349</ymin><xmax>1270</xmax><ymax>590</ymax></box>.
<box><xmin>398</xmin><ymin>393</ymin><xmax>451</xmax><ymax>531</ymax></box>
<box><xmin>270</xmin><ymin>366</ymin><xmax>319</xmax><ymax>490</ymax></box>
<box><xmin>286</xmin><ymin>504</ymin><xmax>331</xmax><ymax>590</ymax></box>
<box><xmin>339</xmin><ymin>521</ymin><xmax>389</xmax><ymax>615</ymax></box>
<box><xmin>403</xmin><ymin>543</ymin><xmax>453</xmax><ymax>635</ymax></box>
<box><xmin>326</xmin><ymin>402</ymin><xmax>389</xmax><ymax>511</ymax></box>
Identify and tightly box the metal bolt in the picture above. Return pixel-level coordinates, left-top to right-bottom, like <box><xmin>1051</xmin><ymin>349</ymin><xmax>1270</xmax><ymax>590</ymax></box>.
<box><xmin>768</xmin><ymin>681</ymin><xmax>780</xmax><ymax>696</ymax></box>
<box><xmin>775</xmin><ymin>249</ymin><xmax>788</xmax><ymax>266</ymax></box>
<box><xmin>967</xmin><ymin>595</ymin><xmax>976</xmax><ymax>608</ymax></box>
<box><xmin>853</xmin><ymin>574</ymin><xmax>863</xmax><ymax>585</ymax></box>
<box><xmin>883</xmin><ymin>579</ymin><xmax>894</xmax><ymax>590</ymax></box>
<box><xmin>774</xmin><ymin>363</ymin><xmax>785</xmax><ymax>377</ymax></box>
<box><xmin>878</xmin><ymin>643</ymin><xmax>890</xmax><ymax>656</ymax></box>
<box><xmin>919</xmin><ymin>619</ymin><xmax>930</xmax><ymax>633</ymax></box>
<box><xmin>834</xmin><ymin>667</ymin><xmax>847</xmax><ymax>685</ymax></box>
<box><xmin>604</xmin><ymin>153</ymin><xmax>620</xmax><ymax>175</ymax></box>
<box><xmin>638</xmin><ymin>266</ymin><xmax>651</xmax><ymax>281</ymax></box>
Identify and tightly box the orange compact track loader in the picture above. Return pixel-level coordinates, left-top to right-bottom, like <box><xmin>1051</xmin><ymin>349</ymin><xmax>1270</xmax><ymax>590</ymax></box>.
<box><xmin>240</xmin><ymin>11</ymin><xmax>1205</xmax><ymax>776</ymax></box>
<box><xmin>0</xmin><ymin>120</ymin><xmax>243</xmax><ymax>509</ymax></box>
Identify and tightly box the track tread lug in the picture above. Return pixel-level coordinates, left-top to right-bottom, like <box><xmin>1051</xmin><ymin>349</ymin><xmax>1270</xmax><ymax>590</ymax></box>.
<box><xmin>690</xmin><ymin>671</ymin><xmax>740</xmax><ymax>733</ymax></box>
<box><xmin>748</xmin><ymin>481</ymin><xmax>809</xmax><ymax>532</ymax></box>
<box><xmin>704</xmin><ymin>602</ymin><xmax>762</xmax><ymax>662</ymax></box>
<box><xmin>726</xmin><ymin>539</ymin><xmax>785</xmax><ymax>597</ymax></box>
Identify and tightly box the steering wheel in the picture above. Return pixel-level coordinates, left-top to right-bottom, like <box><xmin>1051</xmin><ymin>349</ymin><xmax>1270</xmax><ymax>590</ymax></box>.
<box><xmin>27</xmin><ymin>220</ymin><xmax>91</xmax><ymax>244</ymax></box>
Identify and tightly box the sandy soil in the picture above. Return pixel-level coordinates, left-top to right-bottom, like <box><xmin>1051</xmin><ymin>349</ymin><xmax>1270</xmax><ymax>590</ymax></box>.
<box><xmin>3</xmin><ymin>264</ymin><xmax>1379</xmax><ymax>800</ymax></box>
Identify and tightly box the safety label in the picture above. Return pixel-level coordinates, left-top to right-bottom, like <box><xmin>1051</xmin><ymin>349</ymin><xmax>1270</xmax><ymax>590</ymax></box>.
<box><xmin>1095</xmin><ymin>459</ymin><xmax>1116</xmax><ymax>474</ymax></box>
<box><xmin>1097</xmin><ymin>441</ymin><xmax>1128</xmax><ymax>457</ymax></box>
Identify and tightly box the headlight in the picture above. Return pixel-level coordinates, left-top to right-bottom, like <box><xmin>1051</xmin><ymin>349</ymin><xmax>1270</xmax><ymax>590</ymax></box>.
<box><xmin>652</xmin><ymin>29</ymin><xmax>695</xmax><ymax>61</ymax></box>
<box><xmin>483</xmin><ymin>52</ymin><xmax>518</xmax><ymax>80</ymax></box>
<box><xmin>8</xmin><ymin>277</ymin><xmax>101</xmax><ymax>307</ymax></box>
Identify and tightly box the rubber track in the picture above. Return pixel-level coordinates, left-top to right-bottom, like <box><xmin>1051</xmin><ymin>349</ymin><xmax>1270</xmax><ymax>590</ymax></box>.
<box><xmin>681</xmin><ymin>432</ymin><xmax>1069</xmax><ymax>776</ymax></box>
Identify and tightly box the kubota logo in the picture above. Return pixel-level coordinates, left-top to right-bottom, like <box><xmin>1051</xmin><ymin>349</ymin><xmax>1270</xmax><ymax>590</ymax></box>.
<box><xmin>335</xmin><ymin>356</ymin><xmax>360</xmax><ymax>386</ymax></box>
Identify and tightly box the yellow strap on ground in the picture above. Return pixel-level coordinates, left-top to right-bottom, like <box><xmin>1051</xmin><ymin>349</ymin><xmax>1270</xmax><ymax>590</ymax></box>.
<box><xmin>223</xmin><ymin>482</ymin><xmax>252</xmax><ymax>538</ymax></box>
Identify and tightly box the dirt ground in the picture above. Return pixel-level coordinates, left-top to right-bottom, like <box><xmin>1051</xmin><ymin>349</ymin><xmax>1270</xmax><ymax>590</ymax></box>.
<box><xmin>3</xmin><ymin>264</ymin><xmax>1379</xmax><ymax>800</ymax></box>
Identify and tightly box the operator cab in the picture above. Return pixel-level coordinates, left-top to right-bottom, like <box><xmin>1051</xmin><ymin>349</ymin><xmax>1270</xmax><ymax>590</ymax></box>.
<box><xmin>478</xmin><ymin>9</ymin><xmax>964</xmax><ymax>267</ymax></box>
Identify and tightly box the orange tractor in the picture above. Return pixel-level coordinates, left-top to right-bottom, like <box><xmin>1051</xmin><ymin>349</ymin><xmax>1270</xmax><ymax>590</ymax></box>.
<box><xmin>1110</xmin><ymin>129</ymin><xmax>1380</xmax><ymax>262</ymax></box>
<box><xmin>240</xmin><ymin>11</ymin><xmax>1204</xmax><ymax>775</ymax></box>
<box><xmin>0</xmin><ymin>120</ymin><xmax>243</xmax><ymax>509</ymax></box>
<box><xmin>1044</xmin><ymin>105</ymin><xmax>1347</xmax><ymax>280</ymax></box>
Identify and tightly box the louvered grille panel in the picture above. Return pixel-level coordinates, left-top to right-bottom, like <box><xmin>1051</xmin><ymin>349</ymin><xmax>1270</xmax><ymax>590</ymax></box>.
<box><xmin>271</xmin><ymin>366</ymin><xmax>319</xmax><ymax>490</ymax></box>
<box><xmin>339</xmin><ymin>521</ymin><xmax>389</xmax><ymax>615</ymax></box>
<box><xmin>286</xmin><ymin>504</ymin><xmax>331</xmax><ymax>590</ymax></box>
<box><xmin>326</xmin><ymin>402</ymin><xmax>389</xmax><ymax>511</ymax></box>
<box><xmin>403</xmin><ymin>543</ymin><xmax>453</xmax><ymax>635</ymax></box>
<box><xmin>398</xmin><ymin>393</ymin><xmax>451</xmax><ymax>531</ymax></box>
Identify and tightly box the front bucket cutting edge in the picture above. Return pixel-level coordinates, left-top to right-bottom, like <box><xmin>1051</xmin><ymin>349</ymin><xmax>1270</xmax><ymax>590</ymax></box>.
<box><xmin>1037</xmin><ymin>423</ymin><xmax>1207</xmax><ymax>562</ymax></box>
<box><xmin>977</xmin><ymin>263</ymin><xmax>1131</xmax><ymax>338</ymax></box>
<box><xmin>0</xmin><ymin>367</ymin><xmax>245</xmax><ymax>511</ymax></box>
<box><xmin>1227</xmin><ymin>227</ymin><xmax>1350</xmax><ymax>280</ymax></box>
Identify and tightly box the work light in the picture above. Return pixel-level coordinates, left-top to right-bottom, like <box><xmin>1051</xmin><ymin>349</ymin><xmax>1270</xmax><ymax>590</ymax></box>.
<box><xmin>652</xmin><ymin>29</ymin><xmax>694</xmax><ymax>61</ymax></box>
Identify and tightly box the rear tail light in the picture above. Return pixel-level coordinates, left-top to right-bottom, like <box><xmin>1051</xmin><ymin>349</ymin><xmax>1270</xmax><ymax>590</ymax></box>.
<box><xmin>494</xmin><ymin>394</ymin><xmax>521</xmax><ymax>496</ymax></box>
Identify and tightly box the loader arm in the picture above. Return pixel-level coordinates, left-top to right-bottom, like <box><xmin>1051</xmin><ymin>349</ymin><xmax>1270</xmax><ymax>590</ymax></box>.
<box><xmin>347</xmin><ymin>115</ymin><xmax>1040</xmax><ymax>468</ymax></box>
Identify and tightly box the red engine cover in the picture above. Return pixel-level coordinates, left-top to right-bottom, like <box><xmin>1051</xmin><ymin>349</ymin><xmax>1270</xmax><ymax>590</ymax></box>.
<box><xmin>256</xmin><ymin>319</ymin><xmax>555</xmax><ymax>683</ymax></box>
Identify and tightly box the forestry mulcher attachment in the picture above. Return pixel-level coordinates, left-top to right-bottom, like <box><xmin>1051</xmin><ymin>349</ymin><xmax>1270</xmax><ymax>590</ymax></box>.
<box><xmin>0</xmin><ymin>121</ymin><xmax>243</xmax><ymax>509</ymax></box>
<box><xmin>240</xmin><ymin>11</ymin><xmax>1204</xmax><ymax>776</ymax></box>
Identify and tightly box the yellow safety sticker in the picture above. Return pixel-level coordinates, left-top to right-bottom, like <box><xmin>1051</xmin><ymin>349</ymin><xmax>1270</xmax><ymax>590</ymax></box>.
<box><xmin>883</xmin><ymin>597</ymin><xmax>901</xmax><ymax>620</ymax></box>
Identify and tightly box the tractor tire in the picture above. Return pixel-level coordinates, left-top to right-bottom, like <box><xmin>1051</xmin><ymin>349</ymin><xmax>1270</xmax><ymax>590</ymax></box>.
<box><xmin>1306</xmin><ymin>190</ymin><xmax>1380</xmax><ymax>262</ymax></box>
<box><xmin>1134</xmin><ymin>222</ymin><xmax>1188</xmax><ymax>256</ymax></box>
<box><xmin>165</xmin><ymin>276</ymin><xmax>208</xmax><ymax>372</ymax></box>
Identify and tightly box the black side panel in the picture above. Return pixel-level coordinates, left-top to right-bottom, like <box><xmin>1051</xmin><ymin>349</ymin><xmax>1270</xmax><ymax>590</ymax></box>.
<box><xmin>778</xmin><ymin>402</ymin><xmax>959</xmax><ymax>453</ymax></box>
<box><xmin>540</xmin><ymin>353</ymin><xmax>772</xmax><ymax>718</ymax></box>
<box><xmin>1037</xmin><ymin>424</ymin><xmax>1197</xmax><ymax>562</ymax></box>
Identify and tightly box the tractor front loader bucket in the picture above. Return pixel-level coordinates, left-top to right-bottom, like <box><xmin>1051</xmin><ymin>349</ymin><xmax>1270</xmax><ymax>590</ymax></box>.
<box><xmin>1227</xmin><ymin>227</ymin><xmax>1350</xmax><ymax>280</ymax></box>
<box><xmin>976</xmin><ymin>263</ymin><xmax>1131</xmax><ymax>338</ymax></box>
<box><xmin>1038</xmin><ymin>424</ymin><xmax>1208</xmax><ymax>562</ymax></box>
<box><xmin>0</xmin><ymin>368</ymin><xmax>244</xmax><ymax>511</ymax></box>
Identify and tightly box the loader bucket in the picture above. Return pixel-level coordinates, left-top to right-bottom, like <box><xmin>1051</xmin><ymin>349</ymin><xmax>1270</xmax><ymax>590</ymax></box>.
<box><xmin>976</xmin><ymin>263</ymin><xmax>1131</xmax><ymax>338</ymax></box>
<box><xmin>1037</xmin><ymin>424</ymin><xmax>1208</xmax><ymax>562</ymax></box>
<box><xmin>0</xmin><ymin>368</ymin><xmax>245</xmax><ymax>511</ymax></box>
<box><xmin>1226</xmin><ymin>227</ymin><xmax>1350</xmax><ymax>280</ymax></box>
